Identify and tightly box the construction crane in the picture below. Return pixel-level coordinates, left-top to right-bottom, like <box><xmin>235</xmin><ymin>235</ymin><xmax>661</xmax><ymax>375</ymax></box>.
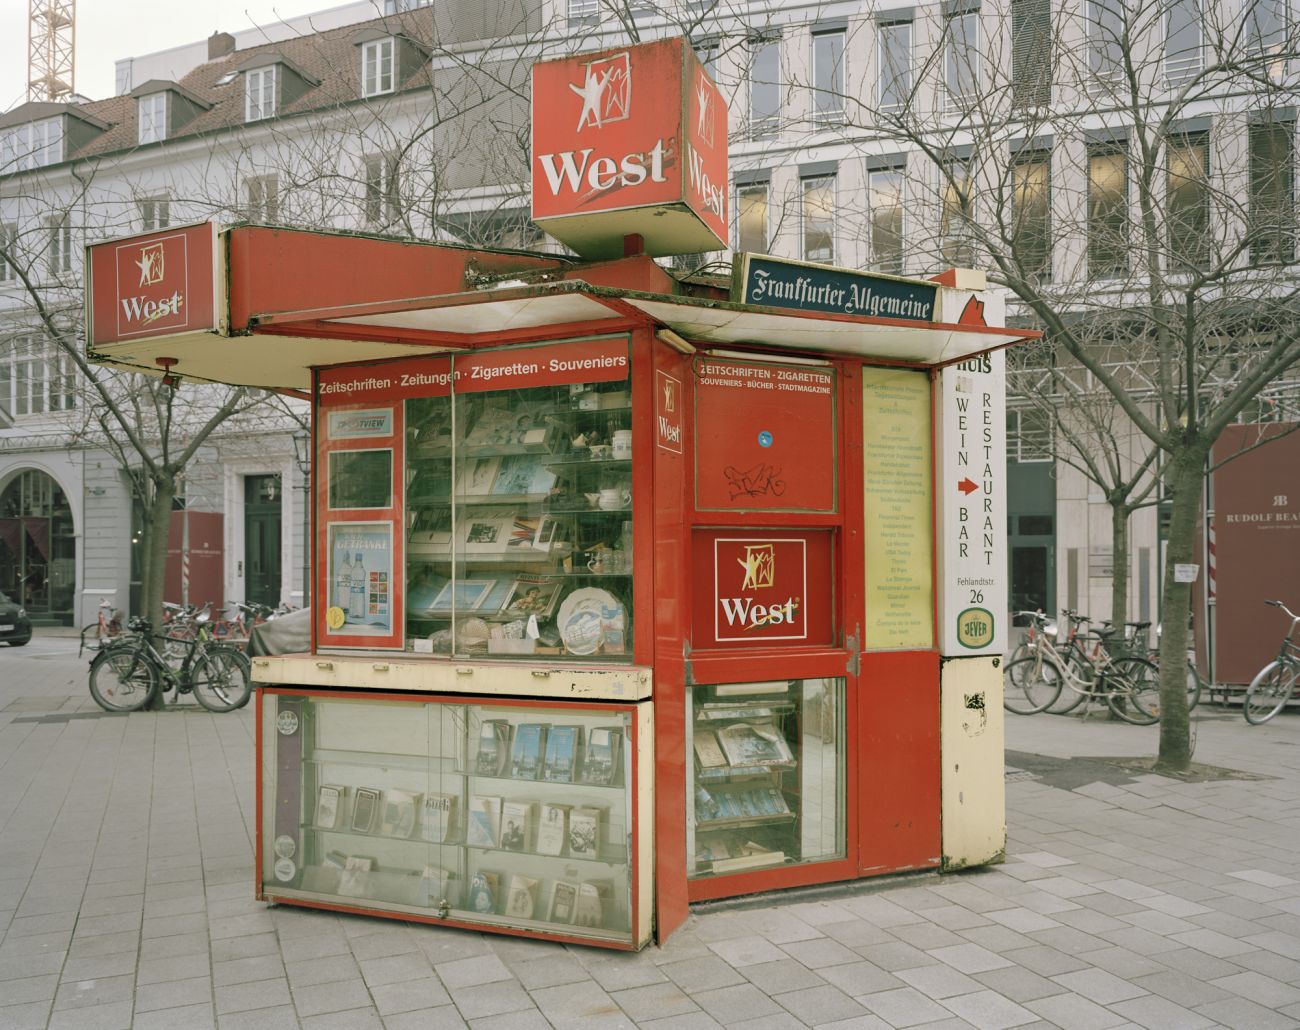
<box><xmin>28</xmin><ymin>0</ymin><xmax>76</xmax><ymax>103</ymax></box>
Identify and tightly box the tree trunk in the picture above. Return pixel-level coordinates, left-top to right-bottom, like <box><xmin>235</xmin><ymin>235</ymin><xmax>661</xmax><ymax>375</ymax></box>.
<box><xmin>1110</xmin><ymin>501</ymin><xmax>1130</xmax><ymax>630</ymax></box>
<box><xmin>140</xmin><ymin>474</ymin><xmax>176</xmax><ymax>711</ymax></box>
<box><xmin>1155</xmin><ymin>444</ymin><xmax>1208</xmax><ymax>772</ymax></box>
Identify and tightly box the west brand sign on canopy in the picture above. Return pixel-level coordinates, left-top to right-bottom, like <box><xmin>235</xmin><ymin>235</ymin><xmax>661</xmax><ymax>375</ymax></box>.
<box><xmin>87</xmin><ymin>222</ymin><xmax>217</xmax><ymax>346</ymax></box>
<box><xmin>734</xmin><ymin>255</ymin><xmax>939</xmax><ymax>324</ymax></box>
<box><xmin>530</xmin><ymin>38</ymin><xmax>728</xmax><ymax>259</ymax></box>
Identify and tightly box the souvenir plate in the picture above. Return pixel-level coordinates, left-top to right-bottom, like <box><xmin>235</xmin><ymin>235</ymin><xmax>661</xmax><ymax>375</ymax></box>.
<box><xmin>557</xmin><ymin>587</ymin><xmax>625</xmax><ymax>656</ymax></box>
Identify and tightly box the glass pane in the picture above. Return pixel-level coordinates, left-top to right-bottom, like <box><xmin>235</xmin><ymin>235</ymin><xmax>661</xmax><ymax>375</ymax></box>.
<box><xmin>738</xmin><ymin>184</ymin><xmax>769</xmax><ymax>253</ymax></box>
<box><xmin>946</xmin><ymin>13</ymin><xmax>979</xmax><ymax>100</ymax></box>
<box><xmin>813</xmin><ymin>32</ymin><xmax>844</xmax><ymax>118</ymax></box>
<box><xmin>1012</xmin><ymin>155</ymin><xmax>1051</xmax><ymax>277</ymax></box>
<box><xmin>1089</xmin><ymin>149</ymin><xmax>1129</xmax><ymax>276</ymax></box>
<box><xmin>686</xmin><ymin>679</ymin><xmax>846</xmax><ymax>879</ymax></box>
<box><xmin>869</xmin><ymin>169</ymin><xmax>904</xmax><ymax>273</ymax></box>
<box><xmin>879</xmin><ymin>23</ymin><xmax>912</xmax><ymax>111</ymax></box>
<box><xmin>750</xmin><ymin>43</ymin><xmax>780</xmax><ymax>129</ymax></box>
<box><xmin>803</xmin><ymin>175</ymin><xmax>835</xmax><ymax>263</ymax></box>
<box><xmin>328</xmin><ymin>450</ymin><xmax>393</xmax><ymax>509</ymax></box>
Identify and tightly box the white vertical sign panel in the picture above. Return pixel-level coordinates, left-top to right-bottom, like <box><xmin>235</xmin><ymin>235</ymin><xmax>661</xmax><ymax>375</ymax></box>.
<box><xmin>936</xmin><ymin>348</ymin><xmax>1008</xmax><ymax>656</ymax></box>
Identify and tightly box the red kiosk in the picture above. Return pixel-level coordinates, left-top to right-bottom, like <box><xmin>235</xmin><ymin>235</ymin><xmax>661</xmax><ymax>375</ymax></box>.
<box><xmin>85</xmin><ymin>39</ymin><xmax>1036</xmax><ymax>950</ymax></box>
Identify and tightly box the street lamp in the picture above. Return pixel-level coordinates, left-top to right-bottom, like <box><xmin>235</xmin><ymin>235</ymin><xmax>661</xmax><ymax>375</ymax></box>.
<box><xmin>291</xmin><ymin>430</ymin><xmax>311</xmax><ymax>609</ymax></box>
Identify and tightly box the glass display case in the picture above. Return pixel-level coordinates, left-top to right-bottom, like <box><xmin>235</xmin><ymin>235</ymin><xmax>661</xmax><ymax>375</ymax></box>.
<box><xmin>260</xmin><ymin>689</ymin><xmax>653</xmax><ymax>949</ymax></box>
<box><xmin>685</xmin><ymin>679</ymin><xmax>846</xmax><ymax>878</ymax></box>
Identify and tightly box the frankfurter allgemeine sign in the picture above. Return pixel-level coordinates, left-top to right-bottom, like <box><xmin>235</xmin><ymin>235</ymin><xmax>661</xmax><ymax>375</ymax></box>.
<box><xmin>733</xmin><ymin>254</ymin><xmax>939</xmax><ymax>324</ymax></box>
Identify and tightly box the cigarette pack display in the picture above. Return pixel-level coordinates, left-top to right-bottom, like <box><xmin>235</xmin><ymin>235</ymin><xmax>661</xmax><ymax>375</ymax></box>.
<box><xmin>475</xmin><ymin>719</ymin><xmax>511</xmax><ymax>776</ymax></box>
<box><xmin>579</xmin><ymin>726</ymin><xmax>622</xmax><ymax>785</ymax></box>
<box><xmin>568</xmin><ymin>806</ymin><xmax>601</xmax><ymax>859</ymax></box>
<box><xmin>419</xmin><ymin>793</ymin><xmax>458</xmax><ymax>844</ymax></box>
<box><xmin>315</xmin><ymin>785</ymin><xmax>345</xmax><ymax>829</ymax></box>
<box><xmin>467</xmin><ymin>870</ymin><xmax>500</xmax><ymax>914</ymax></box>
<box><xmin>467</xmin><ymin>796</ymin><xmax>502</xmax><ymax>848</ymax></box>
<box><xmin>548</xmin><ymin>880</ymin><xmax>579</xmax><ymax>923</ymax></box>
<box><xmin>379</xmin><ymin>789</ymin><xmax>421</xmax><ymax>838</ymax></box>
<box><xmin>338</xmin><ymin>856</ymin><xmax>374</xmax><ymax>898</ymax></box>
<box><xmin>542</xmin><ymin>725</ymin><xmax>580</xmax><ymax>782</ymax></box>
<box><xmin>500</xmin><ymin>800</ymin><xmax>534</xmax><ymax>852</ymax></box>
<box><xmin>505</xmin><ymin>874</ymin><xmax>539</xmax><ymax>918</ymax></box>
<box><xmin>351</xmin><ymin>788</ymin><xmax>381</xmax><ymax>833</ymax></box>
<box><xmin>509</xmin><ymin>723</ymin><xmax>548</xmax><ymax>780</ymax></box>
<box><xmin>535</xmin><ymin>803</ymin><xmax>571</xmax><ymax>856</ymax></box>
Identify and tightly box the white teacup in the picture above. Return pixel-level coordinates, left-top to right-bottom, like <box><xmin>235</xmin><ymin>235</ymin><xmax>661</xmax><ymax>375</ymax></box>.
<box><xmin>598</xmin><ymin>487</ymin><xmax>631</xmax><ymax>510</ymax></box>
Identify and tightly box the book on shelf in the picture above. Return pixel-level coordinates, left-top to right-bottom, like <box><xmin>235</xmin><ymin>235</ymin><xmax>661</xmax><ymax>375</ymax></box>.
<box><xmin>715</xmin><ymin>720</ymin><xmax>795</xmax><ymax>767</ymax></box>
<box><xmin>579</xmin><ymin>726</ymin><xmax>622</xmax><ymax>786</ymax></box>
<box><xmin>421</xmin><ymin>865</ymin><xmax>457</xmax><ymax>908</ymax></box>
<box><xmin>466</xmin><ymin>795</ymin><xmax>502</xmax><ymax>848</ymax></box>
<box><xmin>419</xmin><ymin>793</ymin><xmax>457</xmax><ymax>844</ymax></box>
<box><xmin>574</xmin><ymin>879</ymin><xmax>612</xmax><ymax>929</ymax></box>
<box><xmin>338</xmin><ymin>855</ymin><xmax>373</xmax><ymax>898</ymax></box>
<box><xmin>548</xmin><ymin>880</ymin><xmax>579</xmax><ymax>923</ymax></box>
<box><xmin>350</xmin><ymin>787</ymin><xmax>381</xmax><ymax>834</ymax></box>
<box><xmin>379</xmin><ymin>789</ymin><xmax>421</xmax><ymax>839</ymax></box>
<box><xmin>505</xmin><ymin>874</ymin><xmax>539</xmax><ymax>919</ymax></box>
<box><xmin>692</xmin><ymin>731</ymin><xmax>727</xmax><ymax>770</ymax></box>
<box><xmin>714</xmin><ymin>681</ymin><xmax>790</xmax><ymax>697</ymax></box>
<box><xmin>708</xmin><ymin>840</ymin><xmax>786</xmax><ymax>874</ymax></box>
<box><xmin>315</xmin><ymin>785</ymin><xmax>345</xmax><ymax>829</ymax></box>
<box><xmin>542</xmin><ymin>725</ymin><xmax>580</xmax><ymax>782</ymax></box>
<box><xmin>467</xmin><ymin>870</ymin><xmax>500</xmax><ymax>914</ymax></box>
<box><xmin>509</xmin><ymin>723</ymin><xmax>548</xmax><ymax>780</ymax></box>
<box><xmin>475</xmin><ymin>719</ymin><xmax>511</xmax><ymax>776</ymax></box>
<box><xmin>500</xmin><ymin>800</ymin><xmax>534</xmax><ymax>852</ymax></box>
<box><xmin>568</xmin><ymin>806</ymin><xmax>601</xmax><ymax>859</ymax></box>
<box><xmin>535</xmin><ymin>803</ymin><xmax>571</xmax><ymax>857</ymax></box>
<box><xmin>697</xmin><ymin>705</ymin><xmax>780</xmax><ymax>721</ymax></box>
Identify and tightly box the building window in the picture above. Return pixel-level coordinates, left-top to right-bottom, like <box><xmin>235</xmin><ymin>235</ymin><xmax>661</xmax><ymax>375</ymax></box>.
<box><xmin>736</xmin><ymin>181</ymin><xmax>769</xmax><ymax>253</ymax></box>
<box><xmin>363</xmin><ymin>153</ymin><xmax>401</xmax><ymax>227</ymax></box>
<box><xmin>0</xmin><ymin>118</ymin><xmax>64</xmax><ymax>173</ymax></box>
<box><xmin>945</xmin><ymin>11</ymin><xmax>980</xmax><ymax>107</ymax></box>
<box><xmin>802</xmin><ymin>174</ymin><xmax>835</xmax><ymax>263</ymax></box>
<box><xmin>1247</xmin><ymin>0</ymin><xmax>1288</xmax><ymax>60</ymax></box>
<box><xmin>140</xmin><ymin>197</ymin><xmax>170</xmax><ymax>231</ymax></box>
<box><xmin>1167</xmin><ymin>134</ymin><xmax>1209</xmax><ymax>269</ymax></box>
<box><xmin>1012</xmin><ymin>0</ymin><xmax>1051</xmax><ymax>108</ymax></box>
<box><xmin>1088</xmin><ymin>0</ymin><xmax>1125</xmax><ymax>86</ymax></box>
<box><xmin>0</xmin><ymin>337</ymin><xmax>75</xmax><ymax>417</ymax></box>
<box><xmin>246</xmin><ymin>175</ymin><xmax>280</xmax><ymax>222</ymax></box>
<box><xmin>437</xmin><ymin>208</ymin><xmax>542</xmax><ymax>249</ymax></box>
<box><xmin>567</xmin><ymin>0</ymin><xmax>599</xmax><ymax>25</ymax></box>
<box><xmin>1007</xmin><ymin>407</ymin><xmax>1053</xmax><ymax>462</ymax></box>
<box><xmin>1166</xmin><ymin>0</ymin><xmax>1202</xmax><ymax>83</ymax></box>
<box><xmin>868</xmin><ymin>167</ymin><xmax>905</xmax><ymax>274</ymax></box>
<box><xmin>0</xmin><ymin>223</ymin><xmax>16</xmax><ymax>283</ymax></box>
<box><xmin>811</xmin><ymin>30</ymin><xmax>845</xmax><ymax>122</ymax></box>
<box><xmin>694</xmin><ymin>39</ymin><xmax>719</xmax><ymax>81</ymax></box>
<box><xmin>878</xmin><ymin>22</ymin><xmax>913</xmax><ymax>113</ymax></box>
<box><xmin>748</xmin><ymin>40</ymin><xmax>781</xmax><ymax>134</ymax></box>
<box><xmin>362</xmin><ymin>39</ymin><xmax>395</xmax><ymax>97</ymax></box>
<box><xmin>1250</xmin><ymin>122</ymin><xmax>1295</xmax><ymax>263</ymax></box>
<box><xmin>45</xmin><ymin>216</ymin><xmax>72</xmax><ymax>275</ymax></box>
<box><xmin>1088</xmin><ymin>147</ymin><xmax>1129</xmax><ymax>276</ymax></box>
<box><xmin>137</xmin><ymin>93</ymin><xmax>167</xmax><ymax>145</ymax></box>
<box><xmin>245</xmin><ymin>66</ymin><xmax>277</xmax><ymax>122</ymax></box>
<box><xmin>941</xmin><ymin>159</ymin><xmax>975</xmax><ymax>267</ymax></box>
<box><xmin>1011</xmin><ymin>152</ymin><xmax>1051</xmax><ymax>279</ymax></box>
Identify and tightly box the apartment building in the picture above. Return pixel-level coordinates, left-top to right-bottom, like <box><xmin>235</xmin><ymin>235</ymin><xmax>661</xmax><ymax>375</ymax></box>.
<box><xmin>2</xmin><ymin>0</ymin><xmax>1296</xmax><ymax>627</ymax></box>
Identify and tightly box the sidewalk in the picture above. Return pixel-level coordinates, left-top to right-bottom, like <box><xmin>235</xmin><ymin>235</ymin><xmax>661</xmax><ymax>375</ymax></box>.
<box><xmin>2</xmin><ymin>637</ymin><xmax>1298</xmax><ymax>1029</ymax></box>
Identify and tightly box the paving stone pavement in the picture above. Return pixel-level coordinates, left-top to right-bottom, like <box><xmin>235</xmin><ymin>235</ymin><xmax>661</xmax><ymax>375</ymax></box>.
<box><xmin>2</xmin><ymin>633</ymin><xmax>1299</xmax><ymax>1029</ymax></box>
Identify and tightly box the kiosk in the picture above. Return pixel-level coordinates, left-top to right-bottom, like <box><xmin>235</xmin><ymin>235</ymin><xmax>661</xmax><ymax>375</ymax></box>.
<box><xmin>84</xmin><ymin>38</ymin><xmax>1037</xmax><ymax>950</ymax></box>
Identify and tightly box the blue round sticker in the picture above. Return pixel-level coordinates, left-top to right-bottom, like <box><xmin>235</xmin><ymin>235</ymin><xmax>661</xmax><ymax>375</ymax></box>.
<box><xmin>758</xmin><ymin>431</ymin><xmax>773</xmax><ymax>448</ymax></box>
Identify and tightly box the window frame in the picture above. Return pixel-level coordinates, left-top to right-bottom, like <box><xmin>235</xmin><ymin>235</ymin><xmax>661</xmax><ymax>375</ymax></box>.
<box><xmin>1165</xmin><ymin>0</ymin><xmax>1203</xmax><ymax>84</ymax></box>
<box><xmin>45</xmin><ymin>215</ymin><xmax>72</xmax><ymax>276</ymax></box>
<box><xmin>1249</xmin><ymin>120</ymin><xmax>1296</xmax><ymax>264</ymax></box>
<box><xmin>1087</xmin><ymin>0</ymin><xmax>1126</xmax><ymax>87</ymax></box>
<box><xmin>1010</xmin><ymin>150</ymin><xmax>1052</xmax><ymax>280</ymax></box>
<box><xmin>944</xmin><ymin>10</ymin><xmax>981</xmax><ymax>108</ymax></box>
<box><xmin>867</xmin><ymin>166</ymin><xmax>906</xmax><ymax>274</ymax></box>
<box><xmin>801</xmin><ymin>173</ymin><xmax>837</xmax><ymax>264</ymax></box>
<box><xmin>139</xmin><ymin>196</ymin><xmax>171</xmax><ymax>232</ymax></box>
<box><xmin>361</xmin><ymin>38</ymin><xmax>396</xmax><ymax>98</ymax></box>
<box><xmin>1011</xmin><ymin>0</ymin><xmax>1051</xmax><ymax>108</ymax></box>
<box><xmin>246</xmin><ymin>174</ymin><xmax>281</xmax><ymax>222</ymax></box>
<box><xmin>0</xmin><ymin>222</ymin><xmax>17</xmax><ymax>283</ymax></box>
<box><xmin>245</xmin><ymin>66</ymin><xmax>278</xmax><ymax>122</ymax></box>
<box><xmin>735</xmin><ymin>180</ymin><xmax>771</xmax><ymax>254</ymax></box>
<box><xmin>811</xmin><ymin>29</ymin><xmax>846</xmax><ymax>123</ymax></box>
<box><xmin>1166</xmin><ymin>132</ymin><xmax>1211</xmax><ymax>270</ymax></box>
<box><xmin>748</xmin><ymin>39</ymin><xmax>782</xmax><ymax>135</ymax></box>
<box><xmin>363</xmin><ymin>153</ymin><xmax>402</xmax><ymax>227</ymax></box>
<box><xmin>1087</xmin><ymin>145</ymin><xmax>1131</xmax><ymax>277</ymax></box>
<box><xmin>940</xmin><ymin>158</ymin><xmax>976</xmax><ymax>268</ymax></box>
<box><xmin>878</xmin><ymin>21</ymin><xmax>913</xmax><ymax>113</ymax></box>
<box><xmin>137</xmin><ymin>92</ymin><xmax>168</xmax><ymax>145</ymax></box>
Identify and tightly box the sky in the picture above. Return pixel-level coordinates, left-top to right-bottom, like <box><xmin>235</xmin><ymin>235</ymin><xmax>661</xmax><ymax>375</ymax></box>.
<box><xmin>1</xmin><ymin>0</ymin><xmax>352</xmax><ymax>112</ymax></box>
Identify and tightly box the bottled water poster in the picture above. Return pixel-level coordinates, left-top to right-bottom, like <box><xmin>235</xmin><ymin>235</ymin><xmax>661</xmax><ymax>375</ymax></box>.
<box><xmin>327</xmin><ymin>523</ymin><xmax>393</xmax><ymax>635</ymax></box>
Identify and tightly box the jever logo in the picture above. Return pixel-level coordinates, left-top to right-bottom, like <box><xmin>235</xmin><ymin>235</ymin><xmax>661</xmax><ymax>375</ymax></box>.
<box><xmin>957</xmin><ymin>607</ymin><xmax>995</xmax><ymax>649</ymax></box>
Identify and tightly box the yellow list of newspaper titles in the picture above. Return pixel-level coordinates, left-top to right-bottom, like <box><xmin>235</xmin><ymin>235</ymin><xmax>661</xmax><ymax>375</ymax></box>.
<box><xmin>863</xmin><ymin>368</ymin><xmax>934</xmax><ymax>650</ymax></box>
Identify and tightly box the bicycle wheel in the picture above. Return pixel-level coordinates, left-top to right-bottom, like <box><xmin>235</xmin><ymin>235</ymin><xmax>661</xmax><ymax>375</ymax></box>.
<box><xmin>1050</xmin><ymin>652</ymin><xmax>1093</xmax><ymax>715</ymax></box>
<box><xmin>89</xmin><ymin>647</ymin><xmax>160</xmax><ymax>713</ymax></box>
<box><xmin>191</xmin><ymin>649</ymin><xmax>252</xmax><ymax>712</ymax></box>
<box><xmin>1106</xmin><ymin>657</ymin><xmax>1160</xmax><ymax>725</ymax></box>
<box><xmin>1004</xmin><ymin>655</ymin><xmax>1065</xmax><ymax>714</ymax></box>
<box><xmin>1185</xmin><ymin>660</ymin><xmax>1203</xmax><ymax>712</ymax></box>
<box><xmin>1244</xmin><ymin>661</ymin><xmax>1297</xmax><ymax>725</ymax></box>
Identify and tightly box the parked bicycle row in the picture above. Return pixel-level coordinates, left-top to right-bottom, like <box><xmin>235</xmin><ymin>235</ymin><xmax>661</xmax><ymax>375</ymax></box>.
<box><xmin>81</xmin><ymin>598</ymin><xmax>297</xmax><ymax>652</ymax></box>
<box><xmin>1004</xmin><ymin>602</ymin><xmax>1299</xmax><ymax>725</ymax></box>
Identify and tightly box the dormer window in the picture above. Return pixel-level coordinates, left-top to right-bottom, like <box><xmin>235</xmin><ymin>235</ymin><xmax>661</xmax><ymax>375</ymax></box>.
<box><xmin>138</xmin><ymin>93</ymin><xmax>167</xmax><ymax>144</ymax></box>
<box><xmin>362</xmin><ymin>39</ymin><xmax>395</xmax><ymax>97</ymax></box>
<box><xmin>246</xmin><ymin>66</ymin><xmax>277</xmax><ymax>122</ymax></box>
<box><xmin>0</xmin><ymin>117</ymin><xmax>63</xmax><ymax>172</ymax></box>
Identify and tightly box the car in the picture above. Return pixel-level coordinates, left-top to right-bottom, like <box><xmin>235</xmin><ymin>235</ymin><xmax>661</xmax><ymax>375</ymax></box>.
<box><xmin>0</xmin><ymin>592</ymin><xmax>33</xmax><ymax>646</ymax></box>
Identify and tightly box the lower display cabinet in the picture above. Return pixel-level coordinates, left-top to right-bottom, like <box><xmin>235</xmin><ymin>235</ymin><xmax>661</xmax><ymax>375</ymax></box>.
<box><xmin>258</xmin><ymin>688</ymin><xmax>653</xmax><ymax>949</ymax></box>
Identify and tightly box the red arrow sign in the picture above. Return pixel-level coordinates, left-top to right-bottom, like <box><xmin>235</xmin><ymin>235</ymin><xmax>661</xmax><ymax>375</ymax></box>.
<box><xmin>957</xmin><ymin>477</ymin><xmax>979</xmax><ymax>496</ymax></box>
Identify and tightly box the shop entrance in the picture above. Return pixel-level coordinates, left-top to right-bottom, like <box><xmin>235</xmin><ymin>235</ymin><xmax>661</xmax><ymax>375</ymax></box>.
<box><xmin>245</xmin><ymin>474</ymin><xmax>282</xmax><ymax>608</ymax></box>
<box><xmin>0</xmin><ymin>469</ymin><xmax>75</xmax><ymax>624</ymax></box>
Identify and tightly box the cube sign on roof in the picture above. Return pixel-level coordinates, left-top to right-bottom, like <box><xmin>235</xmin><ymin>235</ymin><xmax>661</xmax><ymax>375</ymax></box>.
<box><xmin>531</xmin><ymin>37</ymin><xmax>728</xmax><ymax>260</ymax></box>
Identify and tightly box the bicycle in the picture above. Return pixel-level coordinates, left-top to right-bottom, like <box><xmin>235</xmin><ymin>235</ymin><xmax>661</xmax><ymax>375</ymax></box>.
<box><xmin>88</xmin><ymin>617</ymin><xmax>253</xmax><ymax>713</ymax></box>
<box><xmin>78</xmin><ymin>598</ymin><xmax>123</xmax><ymax>653</ymax></box>
<box><xmin>1243</xmin><ymin>600</ymin><xmax>1300</xmax><ymax>725</ymax></box>
<box><xmin>1004</xmin><ymin>611</ymin><xmax>1160</xmax><ymax>723</ymax></box>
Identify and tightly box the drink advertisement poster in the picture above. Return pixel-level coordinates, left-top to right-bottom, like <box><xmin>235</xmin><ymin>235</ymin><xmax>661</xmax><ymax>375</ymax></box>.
<box><xmin>326</xmin><ymin>523</ymin><xmax>393</xmax><ymax>637</ymax></box>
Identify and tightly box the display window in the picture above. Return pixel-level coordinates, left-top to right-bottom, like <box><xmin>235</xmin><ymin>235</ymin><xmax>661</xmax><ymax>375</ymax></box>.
<box><xmin>261</xmin><ymin>690</ymin><xmax>650</xmax><ymax>948</ymax></box>
<box><xmin>685</xmin><ymin>678</ymin><xmax>846</xmax><ymax>879</ymax></box>
<box><xmin>317</xmin><ymin>337</ymin><xmax>636</xmax><ymax>659</ymax></box>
